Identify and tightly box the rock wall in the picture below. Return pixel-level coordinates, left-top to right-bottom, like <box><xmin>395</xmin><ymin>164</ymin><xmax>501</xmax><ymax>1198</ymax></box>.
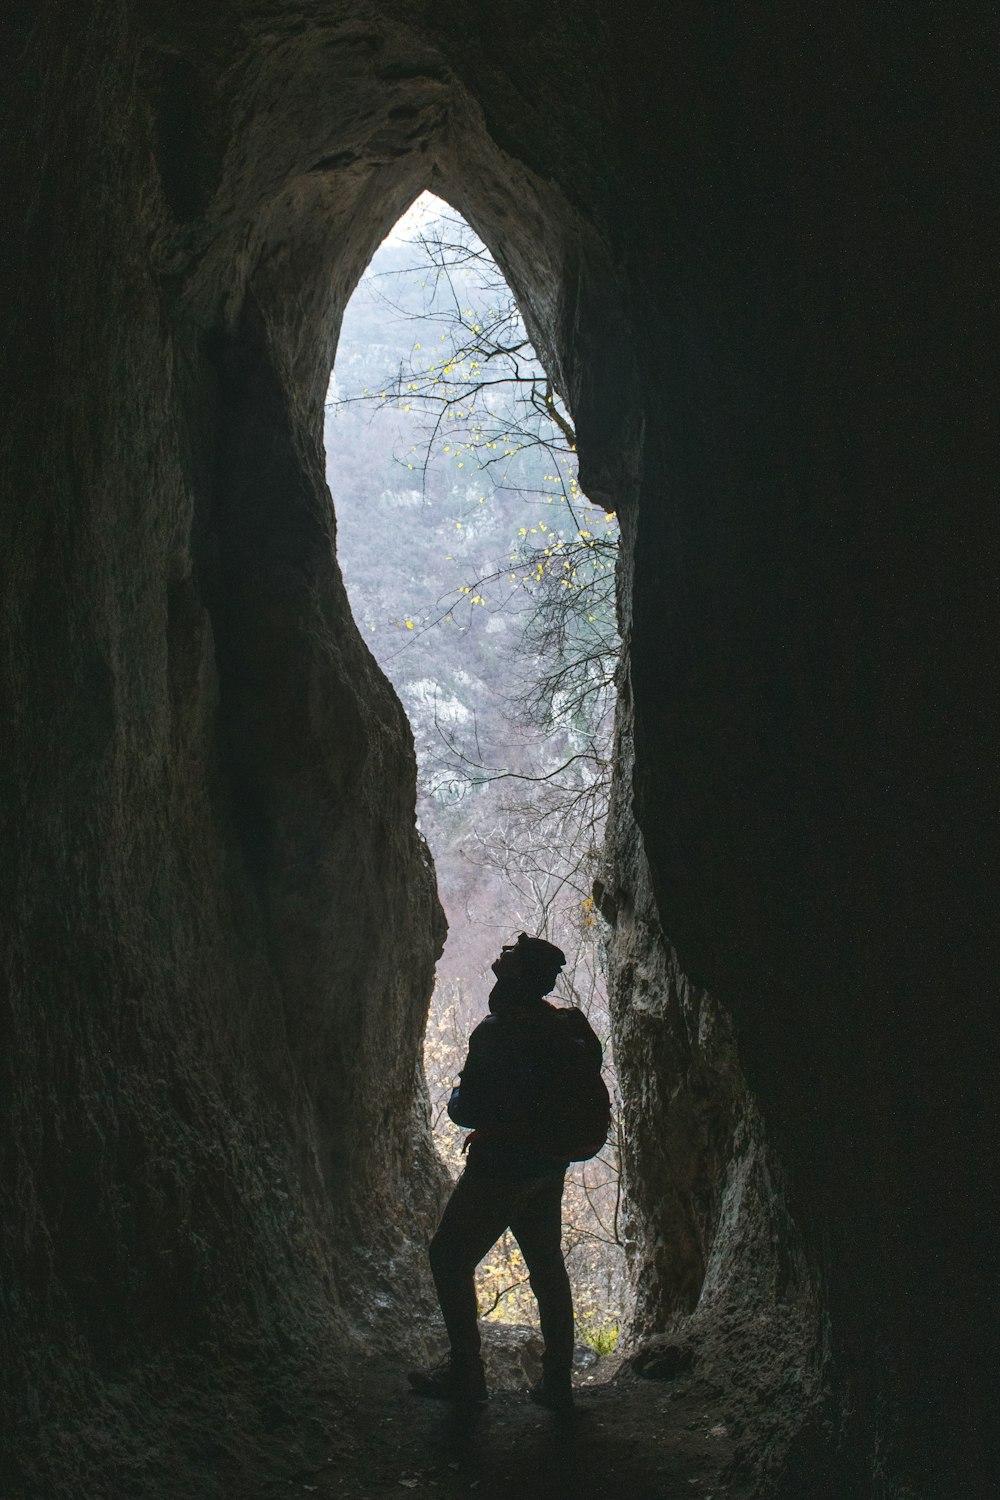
<box><xmin>1</xmin><ymin>3</ymin><xmax>993</xmax><ymax>1497</ymax></box>
<box><xmin>1</xmin><ymin>8</ymin><xmax>453</xmax><ymax>1495</ymax></box>
<box><xmin>604</xmin><ymin>16</ymin><xmax>994</xmax><ymax>1494</ymax></box>
<box><xmin>600</xmin><ymin>656</ymin><xmax>747</xmax><ymax>1332</ymax></box>
<box><xmin>601</xmin><ymin>623</ymin><xmax>829</xmax><ymax>1494</ymax></box>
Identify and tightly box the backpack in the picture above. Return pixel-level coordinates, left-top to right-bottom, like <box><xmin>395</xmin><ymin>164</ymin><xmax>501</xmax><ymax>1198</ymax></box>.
<box><xmin>526</xmin><ymin>1009</ymin><xmax>612</xmax><ymax>1161</ymax></box>
<box><xmin>449</xmin><ymin>1003</ymin><xmax>611</xmax><ymax>1162</ymax></box>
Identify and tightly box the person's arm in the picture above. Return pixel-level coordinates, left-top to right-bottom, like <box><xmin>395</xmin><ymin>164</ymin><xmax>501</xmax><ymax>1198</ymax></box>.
<box><xmin>446</xmin><ymin>1019</ymin><xmax>499</xmax><ymax>1128</ymax></box>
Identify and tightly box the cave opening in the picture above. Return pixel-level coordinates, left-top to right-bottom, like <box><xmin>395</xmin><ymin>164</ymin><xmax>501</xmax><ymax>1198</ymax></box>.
<box><xmin>306</xmin><ymin>177</ymin><xmax>820</xmax><ymax>1447</ymax></box>
<box><xmin>198</xmin><ymin>143</ymin><xmax>826</xmax><ymax>1475</ymax></box>
<box><xmin>324</xmin><ymin>191</ymin><xmax>628</xmax><ymax>1358</ymax></box>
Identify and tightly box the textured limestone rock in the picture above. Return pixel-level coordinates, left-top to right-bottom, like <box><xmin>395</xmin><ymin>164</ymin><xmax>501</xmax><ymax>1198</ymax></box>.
<box><xmin>601</xmin><ymin>666</ymin><xmax>828</xmax><ymax>1491</ymax></box>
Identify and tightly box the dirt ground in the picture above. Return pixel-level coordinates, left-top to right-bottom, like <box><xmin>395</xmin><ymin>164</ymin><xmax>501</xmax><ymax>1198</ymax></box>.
<box><xmin>230</xmin><ymin>1294</ymin><xmax>833</xmax><ymax>1500</ymax></box>
<box><xmin>7</xmin><ymin>1313</ymin><xmax>820</xmax><ymax>1498</ymax></box>
<box><xmin>246</xmin><ymin>1358</ymin><xmax>742</xmax><ymax>1500</ymax></box>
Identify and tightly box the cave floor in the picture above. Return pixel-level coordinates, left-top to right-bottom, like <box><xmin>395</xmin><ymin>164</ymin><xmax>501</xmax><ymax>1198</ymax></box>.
<box><xmin>19</xmin><ymin>1306</ymin><xmax>816</xmax><ymax>1497</ymax></box>
<box><xmin>246</xmin><ymin>1356</ymin><xmax>747</xmax><ymax>1500</ymax></box>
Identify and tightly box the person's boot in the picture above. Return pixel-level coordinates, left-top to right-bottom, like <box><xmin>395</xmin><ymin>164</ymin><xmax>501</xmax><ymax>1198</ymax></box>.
<box><xmin>529</xmin><ymin>1370</ymin><xmax>574</xmax><ymax>1415</ymax></box>
<box><xmin>408</xmin><ymin>1354</ymin><xmax>488</xmax><ymax>1408</ymax></box>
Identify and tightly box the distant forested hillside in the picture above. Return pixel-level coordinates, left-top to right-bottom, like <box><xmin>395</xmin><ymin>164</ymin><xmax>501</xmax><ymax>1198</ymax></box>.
<box><xmin>325</xmin><ymin>211</ymin><xmax>614</xmax><ymax>1018</ymax></box>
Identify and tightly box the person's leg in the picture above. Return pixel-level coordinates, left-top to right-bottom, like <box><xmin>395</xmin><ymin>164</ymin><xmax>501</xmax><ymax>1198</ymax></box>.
<box><xmin>509</xmin><ymin>1170</ymin><xmax>574</xmax><ymax>1393</ymax></box>
<box><xmin>427</xmin><ymin>1169</ymin><xmax>516</xmax><ymax>1368</ymax></box>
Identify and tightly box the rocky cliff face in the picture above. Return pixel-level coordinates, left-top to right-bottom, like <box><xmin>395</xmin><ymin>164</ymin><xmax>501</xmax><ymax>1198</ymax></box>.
<box><xmin>601</xmin><ymin>665</ymin><xmax>762</xmax><ymax>1334</ymax></box>
<box><xmin>601</xmin><ymin>655</ymin><xmax>829</xmax><ymax>1491</ymax></box>
<box><xmin>1</xmin><ymin>4</ymin><xmax>992</xmax><ymax>1497</ymax></box>
<box><xmin>1</xmin><ymin>10</ymin><xmax>454</xmax><ymax>1492</ymax></box>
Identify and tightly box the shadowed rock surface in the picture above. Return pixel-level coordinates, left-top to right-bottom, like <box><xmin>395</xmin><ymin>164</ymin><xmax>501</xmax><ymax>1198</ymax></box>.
<box><xmin>1</xmin><ymin>4</ymin><xmax>993</xmax><ymax>1497</ymax></box>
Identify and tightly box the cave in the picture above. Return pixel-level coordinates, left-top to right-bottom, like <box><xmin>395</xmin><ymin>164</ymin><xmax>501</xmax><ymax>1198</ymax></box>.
<box><xmin>1</xmin><ymin>6</ymin><xmax>993</xmax><ymax>1498</ymax></box>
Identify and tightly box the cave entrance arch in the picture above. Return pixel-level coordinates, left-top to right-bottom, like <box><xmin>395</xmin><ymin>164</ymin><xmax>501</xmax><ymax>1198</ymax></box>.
<box><xmin>324</xmin><ymin>192</ymin><xmax>627</xmax><ymax>1350</ymax></box>
<box><xmin>206</xmin><ymin>107</ymin><xmax>762</xmax><ymax>1361</ymax></box>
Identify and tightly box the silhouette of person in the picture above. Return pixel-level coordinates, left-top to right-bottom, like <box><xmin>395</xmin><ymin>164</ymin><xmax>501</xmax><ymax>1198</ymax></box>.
<box><xmin>408</xmin><ymin>933</ymin><xmax>602</xmax><ymax>1414</ymax></box>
